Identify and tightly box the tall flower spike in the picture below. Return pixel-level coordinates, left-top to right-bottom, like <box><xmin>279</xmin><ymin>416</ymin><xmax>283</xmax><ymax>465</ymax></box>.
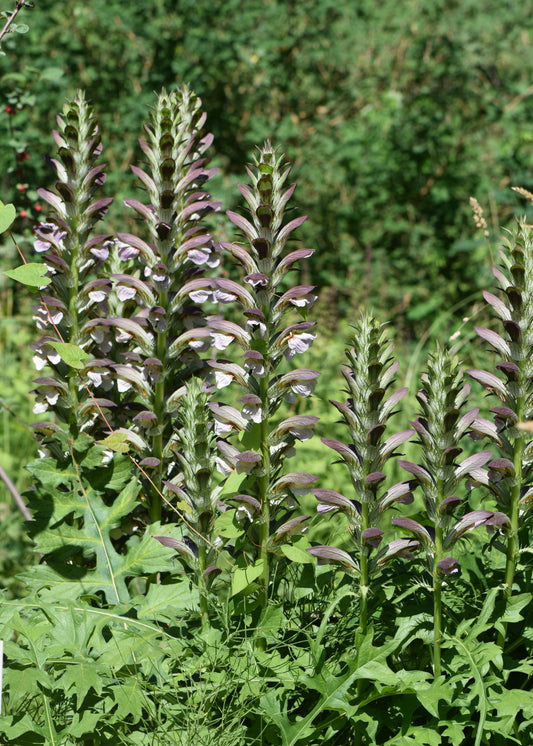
<box><xmin>307</xmin><ymin>313</ymin><xmax>413</xmax><ymax>639</ymax></box>
<box><xmin>32</xmin><ymin>90</ymin><xmax>112</xmax><ymax>438</ymax></box>
<box><xmin>214</xmin><ymin>142</ymin><xmax>318</xmax><ymax>607</ymax></box>
<box><xmin>466</xmin><ymin>218</ymin><xmax>533</xmax><ymax>649</ymax></box>
<box><xmin>156</xmin><ymin>377</ymin><xmax>225</xmax><ymax>627</ymax></box>
<box><xmin>116</xmin><ymin>88</ymin><xmax>220</xmax><ymax>523</ymax></box>
<box><xmin>395</xmin><ymin>345</ymin><xmax>506</xmax><ymax>676</ymax></box>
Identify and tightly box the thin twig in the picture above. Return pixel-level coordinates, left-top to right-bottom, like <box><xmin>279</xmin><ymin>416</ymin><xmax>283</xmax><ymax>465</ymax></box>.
<box><xmin>0</xmin><ymin>0</ymin><xmax>29</xmax><ymax>47</ymax></box>
<box><xmin>0</xmin><ymin>460</ymin><xmax>31</xmax><ymax>520</ymax></box>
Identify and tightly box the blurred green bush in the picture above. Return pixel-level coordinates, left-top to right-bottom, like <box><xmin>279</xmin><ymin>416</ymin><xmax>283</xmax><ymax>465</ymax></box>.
<box><xmin>2</xmin><ymin>0</ymin><xmax>533</xmax><ymax>331</ymax></box>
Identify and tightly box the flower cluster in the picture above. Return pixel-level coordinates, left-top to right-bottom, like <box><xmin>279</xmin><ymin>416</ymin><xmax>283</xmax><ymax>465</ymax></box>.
<box><xmin>208</xmin><ymin>142</ymin><xmax>319</xmax><ymax>601</ymax></box>
<box><xmin>30</xmin><ymin>91</ymin><xmax>112</xmax><ymax>436</ymax></box>
<box><xmin>87</xmin><ymin>88</ymin><xmax>220</xmax><ymax>522</ymax></box>
<box><xmin>307</xmin><ymin>314</ymin><xmax>415</xmax><ymax>633</ymax></box>
<box><xmin>465</xmin><ymin>220</ymin><xmax>533</xmax><ymax>643</ymax></box>
<box><xmin>395</xmin><ymin>346</ymin><xmax>508</xmax><ymax>575</ymax></box>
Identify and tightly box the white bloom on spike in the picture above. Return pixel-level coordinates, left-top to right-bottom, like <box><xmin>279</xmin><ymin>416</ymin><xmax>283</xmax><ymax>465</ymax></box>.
<box><xmin>188</xmin><ymin>247</ymin><xmax>211</xmax><ymax>265</ymax></box>
<box><xmin>285</xmin><ymin>332</ymin><xmax>316</xmax><ymax>359</ymax></box>
<box><xmin>215</xmin><ymin>456</ymin><xmax>233</xmax><ymax>476</ymax></box>
<box><xmin>189</xmin><ymin>288</ymin><xmax>213</xmax><ymax>303</ymax></box>
<box><xmin>270</xmin><ymin>442</ymin><xmax>296</xmax><ymax>458</ymax></box>
<box><xmin>32</xmin><ymin>343</ymin><xmax>61</xmax><ymax>371</ymax></box>
<box><xmin>236</xmin><ymin>504</ymin><xmax>254</xmax><ymax>522</ymax></box>
<box><xmin>116</xmin><ymin>240</ymin><xmax>139</xmax><ymax>260</ymax></box>
<box><xmin>32</xmin><ymin>305</ymin><xmax>64</xmax><ymax>330</ymax></box>
<box><xmin>291</xmin><ymin>379</ymin><xmax>316</xmax><ymax>397</ymax></box>
<box><xmin>213</xmin><ymin>287</ymin><xmax>237</xmax><ymax>303</ymax></box>
<box><xmin>33</xmin><ymin>385</ymin><xmax>60</xmax><ymax>413</ymax></box>
<box><xmin>214</xmin><ymin>370</ymin><xmax>233</xmax><ymax>389</ymax></box>
<box><xmin>213</xmin><ymin>418</ymin><xmax>233</xmax><ymax>436</ymax></box>
<box><xmin>211</xmin><ymin>332</ymin><xmax>233</xmax><ymax>351</ymax></box>
<box><xmin>32</xmin><ymin>354</ymin><xmax>47</xmax><ymax>371</ymax></box>
<box><xmin>188</xmin><ymin>335</ymin><xmax>211</xmax><ymax>352</ymax></box>
<box><xmin>116</xmin><ymin>285</ymin><xmax>136</xmax><ymax>302</ymax></box>
<box><xmin>115</xmin><ymin>329</ymin><xmax>132</xmax><ymax>344</ymax></box>
<box><xmin>241</xmin><ymin>402</ymin><xmax>262</xmax><ymax>423</ymax></box>
<box><xmin>246</xmin><ymin>318</ymin><xmax>267</xmax><ymax>337</ymax></box>
<box><xmin>87</xmin><ymin>370</ymin><xmax>103</xmax><ymax>386</ymax></box>
<box><xmin>243</xmin><ymin>352</ymin><xmax>265</xmax><ymax>377</ymax></box>
<box><xmin>88</xmin><ymin>289</ymin><xmax>108</xmax><ymax>303</ymax></box>
<box><xmin>89</xmin><ymin>245</ymin><xmax>110</xmax><ymax>261</ymax></box>
<box><xmin>117</xmin><ymin>378</ymin><xmax>132</xmax><ymax>393</ymax></box>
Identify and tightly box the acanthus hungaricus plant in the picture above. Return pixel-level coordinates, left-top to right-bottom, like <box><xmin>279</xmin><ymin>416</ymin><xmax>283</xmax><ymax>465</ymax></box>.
<box><xmin>395</xmin><ymin>345</ymin><xmax>509</xmax><ymax>675</ymax></box>
<box><xmin>204</xmin><ymin>142</ymin><xmax>320</xmax><ymax>606</ymax></box>
<box><xmin>92</xmin><ymin>87</ymin><xmax>221</xmax><ymax>525</ymax></box>
<box><xmin>3</xmin><ymin>80</ymin><xmax>533</xmax><ymax>744</ymax></box>
<box><xmin>21</xmin><ymin>91</ymin><xmax>186</xmax><ymax>605</ymax></box>
<box><xmin>30</xmin><ymin>90</ymin><xmax>112</xmax><ymax>440</ymax></box>
<box><xmin>306</xmin><ymin>313</ymin><xmax>415</xmax><ymax>640</ymax></box>
<box><xmin>466</xmin><ymin>216</ymin><xmax>533</xmax><ymax>649</ymax></box>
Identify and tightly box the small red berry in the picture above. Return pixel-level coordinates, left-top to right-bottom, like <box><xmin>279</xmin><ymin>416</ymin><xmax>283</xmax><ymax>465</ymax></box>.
<box><xmin>19</xmin><ymin>209</ymin><xmax>27</xmax><ymax>218</ymax></box>
<box><xmin>16</xmin><ymin>183</ymin><xmax>26</xmax><ymax>192</ymax></box>
<box><xmin>16</xmin><ymin>152</ymin><xmax>29</xmax><ymax>162</ymax></box>
<box><xmin>5</xmin><ymin>106</ymin><xmax>14</xmax><ymax>115</ymax></box>
<box><xmin>35</xmin><ymin>203</ymin><xmax>42</xmax><ymax>212</ymax></box>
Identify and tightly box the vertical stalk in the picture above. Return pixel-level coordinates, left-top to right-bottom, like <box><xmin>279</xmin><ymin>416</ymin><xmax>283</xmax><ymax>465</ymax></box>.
<box><xmin>220</xmin><ymin>142</ymin><xmax>316</xmax><ymax>639</ymax></box>
<box><xmin>358</xmin><ymin>501</ymin><xmax>370</xmax><ymax>637</ymax></box>
<box><xmin>151</xmin><ymin>324</ymin><xmax>168</xmax><ymax>524</ymax></box>
<box><xmin>432</xmin><ymin>518</ymin><xmax>444</xmax><ymax>677</ymax></box>
<box><xmin>258</xmin><ymin>374</ymin><xmax>271</xmax><ymax>650</ymax></box>
<box><xmin>198</xmin><ymin>516</ymin><xmax>210</xmax><ymax>630</ymax></box>
<box><xmin>356</xmin><ymin>501</ymin><xmax>370</xmax><ymax>699</ymax></box>
<box><xmin>497</xmin><ymin>430</ymin><xmax>523</xmax><ymax>648</ymax></box>
<box><xmin>124</xmin><ymin>89</ymin><xmax>217</xmax><ymax>528</ymax></box>
<box><xmin>432</xmin><ymin>470</ymin><xmax>445</xmax><ymax>676</ymax></box>
<box><xmin>66</xmin><ymin>229</ymin><xmax>81</xmax><ymax>439</ymax></box>
<box><xmin>32</xmin><ymin>92</ymin><xmax>110</xmax><ymax>439</ymax></box>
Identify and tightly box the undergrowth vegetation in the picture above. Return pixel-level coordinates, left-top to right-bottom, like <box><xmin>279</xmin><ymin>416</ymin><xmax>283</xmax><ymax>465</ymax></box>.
<box><xmin>0</xmin><ymin>4</ymin><xmax>533</xmax><ymax>745</ymax></box>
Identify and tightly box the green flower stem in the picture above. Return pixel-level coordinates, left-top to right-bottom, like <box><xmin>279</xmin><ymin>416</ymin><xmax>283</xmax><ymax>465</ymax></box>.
<box><xmin>359</xmin><ymin>500</ymin><xmax>370</xmax><ymax>637</ymax></box>
<box><xmin>66</xmin><ymin>225</ymin><xmax>81</xmax><ymax>438</ymax></box>
<box><xmin>356</xmin><ymin>500</ymin><xmax>370</xmax><ymax>699</ymax></box>
<box><xmin>258</xmin><ymin>374</ymin><xmax>271</xmax><ymax>611</ymax></box>
<box><xmin>198</xmin><ymin>428</ymin><xmax>213</xmax><ymax>627</ymax></box>
<box><xmin>198</xmin><ymin>516</ymin><xmax>210</xmax><ymax>629</ymax></box>
<box><xmin>151</xmin><ymin>320</ymin><xmax>168</xmax><ymax>524</ymax></box>
<box><xmin>432</xmin><ymin>475</ymin><xmax>445</xmax><ymax>678</ymax></box>
<box><xmin>433</xmin><ymin>522</ymin><xmax>444</xmax><ymax>678</ymax></box>
<box><xmin>498</xmin><ymin>428</ymin><xmax>524</xmax><ymax>649</ymax></box>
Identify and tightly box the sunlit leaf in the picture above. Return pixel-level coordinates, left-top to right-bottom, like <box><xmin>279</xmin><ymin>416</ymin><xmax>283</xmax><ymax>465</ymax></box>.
<box><xmin>4</xmin><ymin>262</ymin><xmax>51</xmax><ymax>288</ymax></box>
